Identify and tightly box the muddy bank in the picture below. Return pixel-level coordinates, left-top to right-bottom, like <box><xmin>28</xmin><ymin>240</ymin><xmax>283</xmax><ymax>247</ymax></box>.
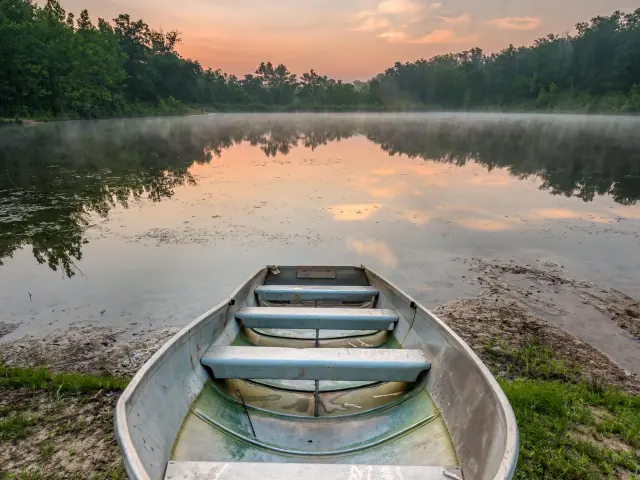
<box><xmin>436</xmin><ymin>296</ymin><xmax>640</xmax><ymax>394</ymax></box>
<box><xmin>0</xmin><ymin>322</ymin><xmax>18</xmax><ymax>339</ymax></box>
<box><xmin>0</xmin><ymin>326</ymin><xmax>179</xmax><ymax>377</ymax></box>
<box><xmin>447</xmin><ymin>258</ymin><xmax>640</xmax><ymax>375</ymax></box>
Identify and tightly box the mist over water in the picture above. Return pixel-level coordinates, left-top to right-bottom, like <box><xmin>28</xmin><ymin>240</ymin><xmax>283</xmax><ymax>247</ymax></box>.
<box><xmin>1</xmin><ymin>113</ymin><xmax>639</xmax><ymax>340</ymax></box>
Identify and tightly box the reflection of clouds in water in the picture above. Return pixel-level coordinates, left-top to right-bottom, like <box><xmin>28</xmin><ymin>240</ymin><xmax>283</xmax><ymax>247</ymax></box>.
<box><xmin>466</xmin><ymin>171</ymin><xmax>512</xmax><ymax>187</ymax></box>
<box><xmin>369</xmin><ymin>185</ymin><xmax>423</xmax><ymax>199</ymax></box>
<box><xmin>349</xmin><ymin>239</ymin><xmax>398</xmax><ymax>268</ymax></box>
<box><xmin>402</xmin><ymin>210</ymin><xmax>431</xmax><ymax>225</ymax></box>
<box><xmin>328</xmin><ymin>203</ymin><xmax>381</xmax><ymax>221</ymax></box>
<box><xmin>372</xmin><ymin>168</ymin><xmax>397</xmax><ymax>176</ymax></box>
<box><xmin>369</xmin><ymin>186</ymin><xmax>406</xmax><ymax>199</ymax></box>
<box><xmin>610</xmin><ymin>207</ymin><xmax>640</xmax><ymax>219</ymax></box>
<box><xmin>402</xmin><ymin>164</ymin><xmax>450</xmax><ymax>187</ymax></box>
<box><xmin>530</xmin><ymin>208</ymin><xmax>610</xmax><ymax>224</ymax></box>
<box><xmin>421</xmin><ymin>204</ymin><xmax>518</xmax><ymax>231</ymax></box>
<box><xmin>454</xmin><ymin>218</ymin><xmax>512</xmax><ymax>231</ymax></box>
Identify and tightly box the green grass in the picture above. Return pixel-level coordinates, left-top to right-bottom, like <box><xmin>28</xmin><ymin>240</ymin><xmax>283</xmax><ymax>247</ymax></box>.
<box><xmin>0</xmin><ymin>414</ymin><xmax>38</xmax><ymax>440</ymax></box>
<box><xmin>489</xmin><ymin>338</ymin><xmax>640</xmax><ymax>479</ymax></box>
<box><xmin>484</xmin><ymin>338</ymin><xmax>581</xmax><ymax>382</ymax></box>
<box><xmin>3</xmin><ymin>471</ymin><xmax>47</xmax><ymax>480</ymax></box>
<box><xmin>0</xmin><ymin>365</ymin><xmax>129</xmax><ymax>393</ymax></box>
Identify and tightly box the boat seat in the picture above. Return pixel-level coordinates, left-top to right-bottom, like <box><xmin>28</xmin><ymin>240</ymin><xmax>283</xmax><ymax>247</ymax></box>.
<box><xmin>164</xmin><ymin>461</ymin><xmax>462</xmax><ymax>479</ymax></box>
<box><xmin>255</xmin><ymin>285</ymin><xmax>378</xmax><ymax>302</ymax></box>
<box><xmin>236</xmin><ymin>307</ymin><xmax>398</xmax><ymax>330</ymax></box>
<box><xmin>201</xmin><ymin>346</ymin><xmax>430</xmax><ymax>382</ymax></box>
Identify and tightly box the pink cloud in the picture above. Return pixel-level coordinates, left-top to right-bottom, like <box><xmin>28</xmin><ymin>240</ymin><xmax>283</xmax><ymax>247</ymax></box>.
<box><xmin>377</xmin><ymin>0</ymin><xmax>423</xmax><ymax>14</ymax></box>
<box><xmin>378</xmin><ymin>31</ymin><xmax>410</xmax><ymax>42</ymax></box>
<box><xmin>487</xmin><ymin>16</ymin><xmax>542</xmax><ymax>30</ymax></box>
<box><xmin>438</xmin><ymin>13</ymin><xmax>471</xmax><ymax>27</ymax></box>
<box><xmin>351</xmin><ymin>16</ymin><xmax>391</xmax><ymax>32</ymax></box>
<box><xmin>379</xmin><ymin>28</ymin><xmax>478</xmax><ymax>45</ymax></box>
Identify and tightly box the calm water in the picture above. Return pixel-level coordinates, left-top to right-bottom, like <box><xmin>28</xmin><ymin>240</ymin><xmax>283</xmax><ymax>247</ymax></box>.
<box><xmin>1</xmin><ymin>113</ymin><xmax>640</xmax><ymax>341</ymax></box>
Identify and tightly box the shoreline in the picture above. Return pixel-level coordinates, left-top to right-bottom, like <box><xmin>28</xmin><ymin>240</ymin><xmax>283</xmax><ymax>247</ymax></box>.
<box><xmin>1</xmin><ymin>259</ymin><xmax>639</xmax><ymax>478</ymax></box>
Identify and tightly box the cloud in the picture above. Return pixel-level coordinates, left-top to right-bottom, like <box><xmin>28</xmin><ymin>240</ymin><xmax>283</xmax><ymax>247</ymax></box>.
<box><xmin>428</xmin><ymin>2</ymin><xmax>442</xmax><ymax>10</ymax></box>
<box><xmin>438</xmin><ymin>13</ymin><xmax>471</xmax><ymax>27</ymax></box>
<box><xmin>352</xmin><ymin>0</ymin><xmax>422</xmax><ymax>24</ymax></box>
<box><xmin>378</xmin><ymin>30</ymin><xmax>410</xmax><ymax>42</ymax></box>
<box><xmin>379</xmin><ymin>28</ymin><xmax>477</xmax><ymax>44</ymax></box>
<box><xmin>487</xmin><ymin>16</ymin><xmax>542</xmax><ymax>31</ymax></box>
<box><xmin>351</xmin><ymin>16</ymin><xmax>391</xmax><ymax>32</ymax></box>
<box><xmin>377</xmin><ymin>0</ymin><xmax>423</xmax><ymax>14</ymax></box>
<box><xmin>354</xmin><ymin>9</ymin><xmax>376</xmax><ymax>20</ymax></box>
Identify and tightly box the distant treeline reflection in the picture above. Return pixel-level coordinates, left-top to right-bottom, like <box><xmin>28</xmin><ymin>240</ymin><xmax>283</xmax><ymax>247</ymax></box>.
<box><xmin>1</xmin><ymin>115</ymin><xmax>639</xmax><ymax>276</ymax></box>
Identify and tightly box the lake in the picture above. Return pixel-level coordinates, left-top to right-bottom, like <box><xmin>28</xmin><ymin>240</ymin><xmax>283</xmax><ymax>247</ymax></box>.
<box><xmin>1</xmin><ymin>113</ymin><xmax>640</xmax><ymax>349</ymax></box>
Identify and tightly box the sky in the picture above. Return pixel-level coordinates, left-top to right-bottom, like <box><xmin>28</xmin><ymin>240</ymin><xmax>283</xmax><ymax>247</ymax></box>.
<box><xmin>58</xmin><ymin>0</ymin><xmax>636</xmax><ymax>80</ymax></box>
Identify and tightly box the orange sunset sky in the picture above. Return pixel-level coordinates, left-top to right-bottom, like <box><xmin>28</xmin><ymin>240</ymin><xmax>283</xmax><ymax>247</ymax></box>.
<box><xmin>58</xmin><ymin>0</ymin><xmax>635</xmax><ymax>80</ymax></box>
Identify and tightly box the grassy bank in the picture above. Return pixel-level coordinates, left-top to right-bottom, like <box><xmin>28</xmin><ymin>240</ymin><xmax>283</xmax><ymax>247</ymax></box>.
<box><xmin>1</xmin><ymin>365</ymin><xmax>129</xmax><ymax>479</ymax></box>
<box><xmin>1</xmin><ymin>341</ymin><xmax>639</xmax><ymax>479</ymax></box>
<box><xmin>484</xmin><ymin>340</ymin><xmax>640</xmax><ymax>478</ymax></box>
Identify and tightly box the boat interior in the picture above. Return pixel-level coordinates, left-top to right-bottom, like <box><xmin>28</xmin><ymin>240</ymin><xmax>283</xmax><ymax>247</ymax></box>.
<box><xmin>117</xmin><ymin>266</ymin><xmax>517</xmax><ymax>480</ymax></box>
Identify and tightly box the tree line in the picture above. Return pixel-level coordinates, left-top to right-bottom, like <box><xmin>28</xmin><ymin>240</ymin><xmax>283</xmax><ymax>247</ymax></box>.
<box><xmin>1</xmin><ymin>0</ymin><xmax>640</xmax><ymax>118</ymax></box>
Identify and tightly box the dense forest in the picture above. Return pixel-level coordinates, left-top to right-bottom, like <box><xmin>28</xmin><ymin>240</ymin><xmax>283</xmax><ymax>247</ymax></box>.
<box><xmin>1</xmin><ymin>0</ymin><xmax>640</xmax><ymax>118</ymax></box>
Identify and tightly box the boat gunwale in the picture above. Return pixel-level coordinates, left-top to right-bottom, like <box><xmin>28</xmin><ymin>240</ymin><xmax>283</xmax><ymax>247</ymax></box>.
<box><xmin>114</xmin><ymin>267</ymin><xmax>268</xmax><ymax>480</ymax></box>
<box><xmin>365</xmin><ymin>268</ymin><xmax>519</xmax><ymax>480</ymax></box>
<box><xmin>114</xmin><ymin>265</ymin><xmax>518</xmax><ymax>480</ymax></box>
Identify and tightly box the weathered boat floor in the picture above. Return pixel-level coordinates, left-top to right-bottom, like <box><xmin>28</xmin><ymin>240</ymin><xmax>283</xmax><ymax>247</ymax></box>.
<box><xmin>171</xmin><ymin>378</ymin><xmax>458</xmax><ymax>467</ymax></box>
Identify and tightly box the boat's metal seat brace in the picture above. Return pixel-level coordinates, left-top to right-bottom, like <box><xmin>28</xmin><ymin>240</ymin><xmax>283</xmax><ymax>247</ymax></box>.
<box><xmin>255</xmin><ymin>285</ymin><xmax>378</xmax><ymax>302</ymax></box>
<box><xmin>236</xmin><ymin>307</ymin><xmax>398</xmax><ymax>330</ymax></box>
<box><xmin>201</xmin><ymin>346</ymin><xmax>429</xmax><ymax>382</ymax></box>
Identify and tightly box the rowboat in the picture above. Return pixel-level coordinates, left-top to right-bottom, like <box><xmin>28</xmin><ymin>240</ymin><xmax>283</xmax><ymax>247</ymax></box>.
<box><xmin>115</xmin><ymin>266</ymin><xmax>518</xmax><ymax>479</ymax></box>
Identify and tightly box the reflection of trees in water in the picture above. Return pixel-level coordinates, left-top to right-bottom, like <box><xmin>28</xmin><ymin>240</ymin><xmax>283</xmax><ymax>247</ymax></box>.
<box><xmin>361</xmin><ymin>119</ymin><xmax>640</xmax><ymax>205</ymax></box>
<box><xmin>1</xmin><ymin>115</ymin><xmax>639</xmax><ymax>276</ymax></box>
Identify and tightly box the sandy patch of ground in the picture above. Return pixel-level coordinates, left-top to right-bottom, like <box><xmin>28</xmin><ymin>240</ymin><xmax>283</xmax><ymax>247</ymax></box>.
<box><xmin>468</xmin><ymin>259</ymin><xmax>640</xmax><ymax>340</ymax></box>
<box><xmin>436</xmin><ymin>295</ymin><xmax>640</xmax><ymax>393</ymax></box>
<box><xmin>0</xmin><ymin>326</ymin><xmax>179</xmax><ymax>377</ymax></box>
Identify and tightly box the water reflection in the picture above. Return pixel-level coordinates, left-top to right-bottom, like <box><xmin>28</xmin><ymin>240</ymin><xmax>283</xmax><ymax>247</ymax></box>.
<box><xmin>1</xmin><ymin>113</ymin><xmax>639</xmax><ymax>276</ymax></box>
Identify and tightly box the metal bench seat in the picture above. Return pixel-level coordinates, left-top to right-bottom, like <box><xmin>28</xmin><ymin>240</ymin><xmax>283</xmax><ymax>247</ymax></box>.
<box><xmin>236</xmin><ymin>307</ymin><xmax>398</xmax><ymax>330</ymax></box>
<box><xmin>201</xmin><ymin>346</ymin><xmax>430</xmax><ymax>382</ymax></box>
<box><xmin>255</xmin><ymin>285</ymin><xmax>378</xmax><ymax>302</ymax></box>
